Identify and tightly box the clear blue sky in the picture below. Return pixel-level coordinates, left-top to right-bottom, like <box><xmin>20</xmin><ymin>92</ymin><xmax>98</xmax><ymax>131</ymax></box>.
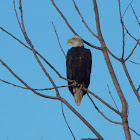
<box><xmin>0</xmin><ymin>0</ymin><xmax>140</xmax><ymax>140</ymax></box>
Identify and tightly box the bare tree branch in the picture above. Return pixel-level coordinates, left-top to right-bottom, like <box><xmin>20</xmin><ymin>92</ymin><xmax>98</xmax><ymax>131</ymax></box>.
<box><xmin>107</xmin><ymin>85</ymin><xmax>119</xmax><ymax>111</ymax></box>
<box><xmin>52</xmin><ymin>18</ymin><xmax>123</xmax><ymax>137</ymax></box>
<box><xmin>0</xmin><ymin>59</ymin><xmax>103</xmax><ymax>139</ymax></box>
<box><xmin>13</xmin><ymin>0</ymin><xmax>23</xmax><ymax>33</ymax></box>
<box><xmin>129</xmin><ymin>60</ymin><xmax>140</xmax><ymax>65</ymax></box>
<box><xmin>122</xmin><ymin>63</ymin><xmax>140</xmax><ymax>102</ymax></box>
<box><xmin>1</xmin><ymin>0</ymin><xmax>139</xmax><ymax>139</ymax></box>
<box><xmin>87</xmin><ymin>93</ymin><xmax>122</xmax><ymax>125</ymax></box>
<box><xmin>106</xmin><ymin>47</ymin><xmax>121</xmax><ymax>62</ymax></box>
<box><xmin>137</xmin><ymin>85</ymin><xmax>140</xmax><ymax>92</ymax></box>
<box><xmin>121</xmin><ymin>28</ymin><xmax>125</xmax><ymax>59</ymax></box>
<box><xmin>129</xmin><ymin>127</ymin><xmax>140</xmax><ymax>137</ymax></box>
<box><xmin>52</xmin><ymin>22</ymin><xmax>66</xmax><ymax>58</ymax></box>
<box><xmin>84</xmin><ymin>88</ymin><xmax>121</xmax><ymax>116</ymax></box>
<box><xmin>0</xmin><ymin>79</ymin><xmax>73</xmax><ymax>91</ymax></box>
<box><xmin>87</xmin><ymin>94</ymin><xmax>140</xmax><ymax>137</ymax></box>
<box><xmin>0</xmin><ymin>59</ymin><xmax>58</xmax><ymax>100</ymax></box>
<box><xmin>118</xmin><ymin>0</ymin><xmax>125</xmax><ymax>59</ymax></box>
<box><xmin>0</xmin><ymin>26</ymin><xmax>71</xmax><ymax>83</ymax></box>
<box><xmin>0</xmin><ymin>25</ymin><xmax>116</xmax><ymax>114</ymax></box>
<box><xmin>19</xmin><ymin>0</ymin><xmax>60</xmax><ymax>97</ymax></box>
<box><xmin>50</xmin><ymin>0</ymin><xmax>102</xmax><ymax>51</ymax></box>
<box><xmin>130</xmin><ymin>4</ymin><xmax>140</xmax><ymax>26</ymax></box>
<box><xmin>122</xmin><ymin>0</ymin><xmax>134</xmax><ymax>18</ymax></box>
<box><xmin>72</xmin><ymin>0</ymin><xmax>98</xmax><ymax>39</ymax></box>
<box><xmin>124</xmin><ymin>38</ymin><xmax>140</xmax><ymax>62</ymax></box>
<box><xmin>61</xmin><ymin>102</ymin><xmax>76</xmax><ymax>140</ymax></box>
<box><xmin>124</xmin><ymin>25</ymin><xmax>140</xmax><ymax>45</ymax></box>
<box><xmin>50</xmin><ymin>0</ymin><xmax>77</xmax><ymax>35</ymax></box>
<box><xmin>0</xmin><ymin>26</ymin><xmax>29</xmax><ymax>48</ymax></box>
<box><xmin>93</xmin><ymin>0</ymin><xmax>125</xmax><ymax>115</ymax></box>
<box><xmin>52</xmin><ymin>20</ymin><xmax>75</xmax><ymax>139</ymax></box>
<box><xmin>92</xmin><ymin>0</ymin><xmax>131</xmax><ymax>139</ymax></box>
<box><xmin>60</xmin><ymin>97</ymin><xmax>104</xmax><ymax>139</ymax></box>
<box><xmin>81</xmin><ymin>138</ymin><xmax>102</xmax><ymax>140</ymax></box>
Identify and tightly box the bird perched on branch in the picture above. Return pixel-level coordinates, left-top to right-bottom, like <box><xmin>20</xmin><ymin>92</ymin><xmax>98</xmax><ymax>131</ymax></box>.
<box><xmin>66</xmin><ymin>35</ymin><xmax>92</xmax><ymax>105</ymax></box>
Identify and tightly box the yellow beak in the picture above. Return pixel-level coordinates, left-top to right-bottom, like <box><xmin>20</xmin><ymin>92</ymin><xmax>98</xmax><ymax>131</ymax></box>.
<box><xmin>67</xmin><ymin>39</ymin><xmax>73</xmax><ymax>44</ymax></box>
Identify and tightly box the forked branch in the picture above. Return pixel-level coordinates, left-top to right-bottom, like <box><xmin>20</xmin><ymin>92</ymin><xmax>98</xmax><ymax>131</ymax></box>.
<box><xmin>72</xmin><ymin>0</ymin><xmax>98</xmax><ymax>39</ymax></box>
<box><xmin>50</xmin><ymin>0</ymin><xmax>102</xmax><ymax>50</ymax></box>
<box><xmin>19</xmin><ymin>0</ymin><xmax>60</xmax><ymax>97</ymax></box>
<box><xmin>92</xmin><ymin>0</ymin><xmax>131</xmax><ymax>139</ymax></box>
<box><xmin>0</xmin><ymin>25</ymin><xmax>119</xmax><ymax>115</ymax></box>
<box><xmin>124</xmin><ymin>39</ymin><xmax>140</xmax><ymax>62</ymax></box>
<box><xmin>0</xmin><ymin>59</ymin><xmax>103</xmax><ymax>139</ymax></box>
<box><xmin>130</xmin><ymin>4</ymin><xmax>140</xmax><ymax>26</ymax></box>
<box><xmin>87</xmin><ymin>93</ymin><xmax>122</xmax><ymax>125</ymax></box>
<box><xmin>0</xmin><ymin>59</ymin><xmax>58</xmax><ymax>100</ymax></box>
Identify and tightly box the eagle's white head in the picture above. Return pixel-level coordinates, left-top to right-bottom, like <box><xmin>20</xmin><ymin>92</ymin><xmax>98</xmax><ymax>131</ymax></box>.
<box><xmin>67</xmin><ymin>35</ymin><xmax>84</xmax><ymax>47</ymax></box>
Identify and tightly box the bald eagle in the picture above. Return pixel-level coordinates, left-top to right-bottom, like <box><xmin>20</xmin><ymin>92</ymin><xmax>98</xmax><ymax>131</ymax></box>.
<box><xmin>66</xmin><ymin>35</ymin><xmax>92</xmax><ymax>105</ymax></box>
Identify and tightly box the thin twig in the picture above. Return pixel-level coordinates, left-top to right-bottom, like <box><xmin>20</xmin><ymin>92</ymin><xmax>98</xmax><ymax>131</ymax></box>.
<box><xmin>121</xmin><ymin>28</ymin><xmax>125</xmax><ymax>59</ymax></box>
<box><xmin>122</xmin><ymin>62</ymin><xmax>140</xmax><ymax>102</ymax></box>
<box><xmin>87</xmin><ymin>93</ymin><xmax>122</xmax><ymax>125</ymax></box>
<box><xmin>137</xmin><ymin>85</ymin><xmax>140</xmax><ymax>92</ymax></box>
<box><xmin>122</xmin><ymin>0</ymin><xmax>134</xmax><ymax>18</ymax></box>
<box><xmin>50</xmin><ymin>0</ymin><xmax>77</xmax><ymax>35</ymax></box>
<box><xmin>92</xmin><ymin>0</ymin><xmax>105</xmax><ymax>45</ymax></box>
<box><xmin>107</xmin><ymin>85</ymin><xmax>119</xmax><ymax>111</ymax></box>
<box><xmin>124</xmin><ymin>25</ymin><xmax>140</xmax><ymax>45</ymax></box>
<box><xmin>81</xmin><ymin>138</ymin><xmax>102</xmax><ymax>140</ymax></box>
<box><xmin>61</xmin><ymin>102</ymin><xmax>76</xmax><ymax>140</ymax></box>
<box><xmin>52</xmin><ymin>22</ymin><xmax>66</xmax><ymax>58</ymax></box>
<box><xmin>0</xmin><ymin>26</ymin><xmax>29</xmax><ymax>48</ymax></box>
<box><xmin>60</xmin><ymin>97</ymin><xmax>104</xmax><ymax>139</ymax></box>
<box><xmin>118</xmin><ymin>0</ymin><xmax>125</xmax><ymax>59</ymax></box>
<box><xmin>129</xmin><ymin>60</ymin><xmax>140</xmax><ymax>65</ymax></box>
<box><xmin>83</xmin><ymin>87</ymin><xmax>121</xmax><ymax>116</ymax></box>
<box><xmin>0</xmin><ymin>78</ymin><xmax>73</xmax><ymax>91</ymax></box>
<box><xmin>124</xmin><ymin>38</ymin><xmax>140</xmax><ymax>62</ymax></box>
<box><xmin>87</xmin><ymin>94</ymin><xmax>140</xmax><ymax>137</ymax></box>
<box><xmin>129</xmin><ymin>127</ymin><xmax>140</xmax><ymax>137</ymax></box>
<box><xmin>13</xmin><ymin>0</ymin><xmax>23</xmax><ymax>33</ymax></box>
<box><xmin>106</xmin><ymin>47</ymin><xmax>121</xmax><ymax>62</ymax></box>
<box><xmin>130</xmin><ymin>4</ymin><xmax>140</xmax><ymax>26</ymax></box>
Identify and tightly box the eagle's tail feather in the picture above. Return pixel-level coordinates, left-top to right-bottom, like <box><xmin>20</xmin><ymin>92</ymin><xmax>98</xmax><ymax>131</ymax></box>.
<box><xmin>73</xmin><ymin>87</ymin><xmax>83</xmax><ymax>105</ymax></box>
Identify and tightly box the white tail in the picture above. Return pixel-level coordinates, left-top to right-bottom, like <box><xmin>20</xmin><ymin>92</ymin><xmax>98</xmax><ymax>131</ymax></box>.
<box><xmin>73</xmin><ymin>87</ymin><xmax>83</xmax><ymax>105</ymax></box>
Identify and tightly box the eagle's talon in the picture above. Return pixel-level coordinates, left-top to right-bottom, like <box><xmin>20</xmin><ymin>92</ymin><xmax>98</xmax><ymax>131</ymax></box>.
<box><xmin>71</xmin><ymin>80</ymin><xmax>78</xmax><ymax>86</ymax></box>
<box><xmin>78</xmin><ymin>84</ymin><xmax>83</xmax><ymax>90</ymax></box>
